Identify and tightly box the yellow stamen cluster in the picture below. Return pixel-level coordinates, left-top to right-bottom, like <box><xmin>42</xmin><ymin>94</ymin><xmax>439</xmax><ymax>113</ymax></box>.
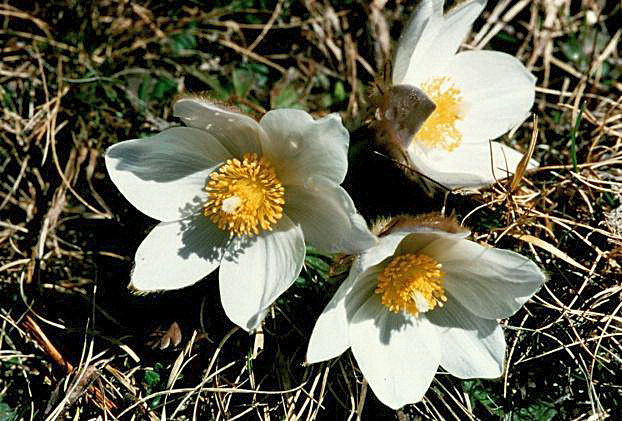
<box><xmin>204</xmin><ymin>153</ymin><xmax>285</xmax><ymax>237</ymax></box>
<box><xmin>417</xmin><ymin>77</ymin><xmax>464</xmax><ymax>152</ymax></box>
<box><xmin>375</xmin><ymin>253</ymin><xmax>447</xmax><ymax>316</ymax></box>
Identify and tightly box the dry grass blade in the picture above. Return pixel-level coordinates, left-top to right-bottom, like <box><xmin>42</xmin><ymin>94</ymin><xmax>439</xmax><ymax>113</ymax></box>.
<box><xmin>510</xmin><ymin>115</ymin><xmax>539</xmax><ymax>192</ymax></box>
<box><xmin>20</xmin><ymin>315</ymin><xmax>73</xmax><ymax>373</ymax></box>
<box><xmin>510</xmin><ymin>233</ymin><xmax>590</xmax><ymax>272</ymax></box>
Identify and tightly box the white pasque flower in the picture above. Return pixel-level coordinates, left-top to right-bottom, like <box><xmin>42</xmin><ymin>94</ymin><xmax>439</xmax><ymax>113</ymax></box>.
<box><xmin>105</xmin><ymin>97</ymin><xmax>377</xmax><ymax>331</ymax></box>
<box><xmin>307</xmin><ymin>226</ymin><xmax>545</xmax><ymax>409</ymax></box>
<box><xmin>392</xmin><ymin>0</ymin><xmax>537</xmax><ymax>189</ymax></box>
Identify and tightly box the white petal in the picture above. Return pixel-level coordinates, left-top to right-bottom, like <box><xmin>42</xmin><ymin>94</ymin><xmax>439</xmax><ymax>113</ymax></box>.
<box><xmin>400</xmin><ymin>0</ymin><xmax>486</xmax><ymax>86</ymax></box>
<box><xmin>408</xmin><ymin>140</ymin><xmax>537</xmax><ymax>189</ymax></box>
<box><xmin>448</xmin><ymin>50</ymin><xmax>536</xmax><ymax>140</ymax></box>
<box><xmin>307</xmin><ymin>261</ymin><xmax>384</xmax><ymax>364</ymax></box>
<box><xmin>358</xmin><ymin>232</ymin><xmax>409</xmax><ymax>271</ymax></box>
<box><xmin>345</xmin><ymin>264</ymin><xmax>386</xmax><ymax>315</ymax></box>
<box><xmin>105</xmin><ymin>128</ymin><xmax>232</xmax><ymax>221</ymax></box>
<box><xmin>428</xmin><ymin>238</ymin><xmax>546</xmax><ymax>319</ymax></box>
<box><xmin>355</xmin><ymin>229</ymin><xmax>467</xmax><ymax>277</ymax></box>
<box><xmin>218</xmin><ymin>215</ymin><xmax>305</xmax><ymax>331</ymax></box>
<box><xmin>421</xmin><ymin>0</ymin><xmax>486</xmax><ymax>76</ymax></box>
<box><xmin>393</xmin><ymin>0</ymin><xmax>443</xmax><ymax>85</ymax></box>
<box><xmin>284</xmin><ymin>179</ymin><xmax>376</xmax><ymax>254</ymax></box>
<box><xmin>350</xmin><ymin>297</ymin><xmax>441</xmax><ymax>409</ymax></box>
<box><xmin>130</xmin><ymin>215</ymin><xmax>228</xmax><ymax>291</ymax></box>
<box><xmin>307</xmin><ymin>269</ymin><xmax>359</xmax><ymax>364</ymax></box>
<box><xmin>427</xmin><ymin>295</ymin><xmax>505</xmax><ymax>378</ymax></box>
<box><xmin>173</xmin><ymin>97</ymin><xmax>263</xmax><ymax>158</ymax></box>
<box><xmin>259</xmin><ymin>110</ymin><xmax>349</xmax><ymax>185</ymax></box>
<box><xmin>394</xmin><ymin>230</ymin><xmax>470</xmax><ymax>257</ymax></box>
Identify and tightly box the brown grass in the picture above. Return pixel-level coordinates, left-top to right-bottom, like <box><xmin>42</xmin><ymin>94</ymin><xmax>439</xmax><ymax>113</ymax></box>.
<box><xmin>1</xmin><ymin>0</ymin><xmax>621</xmax><ymax>419</ymax></box>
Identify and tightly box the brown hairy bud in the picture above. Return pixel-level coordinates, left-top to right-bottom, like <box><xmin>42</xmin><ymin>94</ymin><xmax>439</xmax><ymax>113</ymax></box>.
<box><xmin>356</xmin><ymin>61</ymin><xmax>444</xmax><ymax>199</ymax></box>
<box><xmin>373</xmin><ymin>213</ymin><xmax>468</xmax><ymax>237</ymax></box>
<box><xmin>370</xmin><ymin>84</ymin><xmax>436</xmax><ymax>160</ymax></box>
<box><xmin>341</xmin><ymin>62</ymin><xmax>443</xmax><ymax>219</ymax></box>
<box><xmin>173</xmin><ymin>92</ymin><xmax>258</xmax><ymax>120</ymax></box>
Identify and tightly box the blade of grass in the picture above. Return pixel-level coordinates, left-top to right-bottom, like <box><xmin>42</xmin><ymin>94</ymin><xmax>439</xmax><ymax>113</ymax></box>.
<box><xmin>569</xmin><ymin>101</ymin><xmax>585</xmax><ymax>172</ymax></box>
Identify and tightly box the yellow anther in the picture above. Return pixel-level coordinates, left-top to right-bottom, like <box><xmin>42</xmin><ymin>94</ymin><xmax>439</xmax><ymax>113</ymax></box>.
<box><xmin>417</xmin><ymin>77</ymin><xmax>464</xmax><ymax>152</ymax></box>
<box><xmin>375</xmin><ymin>253</ymin><xmax>447</xmax><ymax>316</ymax></box>
<box><xmin>204</xmin><ymin>153</ymin><xmax>285</xmax><ymax>237</ymax></box>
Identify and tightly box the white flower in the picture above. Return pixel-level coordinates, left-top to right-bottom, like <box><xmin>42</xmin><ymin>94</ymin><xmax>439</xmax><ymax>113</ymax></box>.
<box><xmin>307</xmin><ymin>225</ymin><xmax>545</xmax><ymax>409</ymax></box>
<box><xmin>392</xmin><ymin>0</ymin><xmax>537</xmax><ymax>189</ymax></box>
<box><xmin>105</xmin><ymin>97</ymin><xmax>377</xmax><ymax>331</ymax></box>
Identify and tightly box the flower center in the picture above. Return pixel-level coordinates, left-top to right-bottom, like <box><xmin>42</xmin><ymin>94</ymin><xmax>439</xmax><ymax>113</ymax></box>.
<box><xmin>375</xmin><ymin>253</ymin><xmax>446</xmax><ymax>316</ymax></box>
<box><xmin>417</xmin><ymin>77</ymin><xmax>464</xmax><ymax>152</ymax></box>
<box><xmin>204</xmin><ymin>153</ymin><xmax>285</xmax><ymax>237</ymax></box>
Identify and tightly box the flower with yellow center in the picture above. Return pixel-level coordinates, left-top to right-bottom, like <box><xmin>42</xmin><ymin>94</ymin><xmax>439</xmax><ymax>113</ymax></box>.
<box><xmin>390</xmin><ymin>0</ymin><xmax>538</xmax><ymax>189</ymax></box>
<box><xmin>307</xmin><ymin>219</ymin><xmax>546</xmax><ymax>409</ymax></box>
<box><xmin>105</xmin><ymin>97</ymin><xmax>377</xmax><ymax>331</ymax></box>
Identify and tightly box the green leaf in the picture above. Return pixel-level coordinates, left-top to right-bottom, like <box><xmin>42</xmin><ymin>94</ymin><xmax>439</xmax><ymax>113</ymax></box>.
<box><xmin>304</xmin><ymin>255</ymin><xmax>330</xmax><ymax>275</ymax></box>
<box><xmin>149</xmin><ymin>395</ymin><xmax>161</xmax><ymax>409</ymax></box>
<box><xmin>102</xmin><ymin>84</ymin><xmax>120</xmax><ymax>104</ymax></box>
<box><xmin>495</xmin><ymin>31</ymin><xmax>519</xmax><ymax>43</ymax></box>
<box><xmin>170</xmin><ymin>26</ymin><xmax>197</xmax><ymax>55</ymax></box>
<box><xmin>0</xmin><ymin>402</ymin><xmax>17</xmax><ymax>421</ymax></box>
<box><xmin>1</xmin><ymin>86</ymin><xmax>15</xmax><ymax>111</ymax></box>
<box><xmin>138</xmin><ymin>74</ymin><xmax>151</xmax><ymax>104</ymax></box>
<box><xmin>511</xmin><ymin>402</ymin><xmax>557</xmax><ymax>421</ymax></box>
<box><xmin>232</xmin><ymin>68</ymin><xmax>254</xmax><ymax>97</ymax></box>
<box><xmin>333</xmin><ymin>80</ymin><xmax>347</xmax><ymax>103</ymax></box>
<box><xmin>246</xmin><ymin>62</ymin><xmax>270</xmax><ymax>87</ymax></box>
<box><xmin>569</xmin><ymin>101</ymin><xmax>585</xmax><ymax>172</ymax></box>
<box><xmin>560</xmin><ymin>36</ymin><xmax>582</xmax><ymax>63</ymax></box>
<box><xmin>152</xmin><ymin>77</ymin><xmax>177</xmax><ymax>100</ymax></box>
<box><xmin>144</xmin><ymin>369</ymin><xmax>161</xmax><ymax>388</ymax></box>
<box><xmin>320</xmin><ymin>93</ymin><xmax>334</xmax><ymax>108</ymax></box>
<box><xmin>272</xmin><ymin>85</ymin><xmax>302</xmax><ymax>109</ymax></box>
<box><xmin>463</xmin><ymin>379</ymin><xmax>503</xmax><ymax>416</ymax></box>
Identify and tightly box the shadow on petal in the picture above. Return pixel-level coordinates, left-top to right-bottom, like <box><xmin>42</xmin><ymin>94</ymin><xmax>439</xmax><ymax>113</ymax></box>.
<box><xmin>377</xmin><ymin>311</ymin><xmax>415</xmax><ymax>345</ymax></box>
<box><xmin>427</xmin><ymin>295</ymin><xmax>497</xmax><ymax>340</ymax></box>
<box><xmin>106</xmin><ymin>128</ymin><xmax>228</xmax><ymax>183</ymax></box>
<box><xmin>176</xmin><ymin>200</ymin><xmax>229</xmax><ymax>263</ymax></box>
<box><xmin>355</xmin><ymin>294</ymin><xmax>416</xmax><ymax>346</ymax></box>
<box><xmin>222</xmin><ymin>235</ymin><xmax>256</xmax><ymax>263</ymax></box>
